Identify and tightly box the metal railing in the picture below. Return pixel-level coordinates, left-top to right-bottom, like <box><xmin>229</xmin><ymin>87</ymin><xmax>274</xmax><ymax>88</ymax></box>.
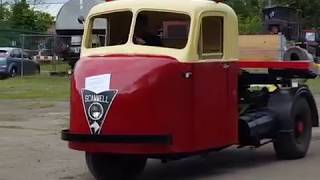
<box><xmin>20</xmin><ymin>34</ymin><xmax>79</xmax><ymax>76</ymax></box>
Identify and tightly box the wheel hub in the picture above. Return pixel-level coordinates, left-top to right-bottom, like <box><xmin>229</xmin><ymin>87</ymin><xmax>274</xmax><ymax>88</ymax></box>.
<box><xmin>295</xmin><ymin>120</ymin><xmax>305</xmax><ymax>136</ymax></box>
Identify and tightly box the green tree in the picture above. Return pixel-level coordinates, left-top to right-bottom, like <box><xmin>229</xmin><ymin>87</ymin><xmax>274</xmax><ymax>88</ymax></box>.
<box><xmin>225</xmin><ymin>0</ymin><xmax>266</xmax><ymax>34</ymax></box>
<box><xmin>0</xmin><ymin>2</ymin><xmax>10</xmax><ymax>25</ymax></box>
<box><xmin>9</xmin><ymin>0</ymin><xmax>35</xmax><ymax>30</ymax></box>
<box><xmin>226</xmin><ymin>0</ymin><xmax>320</xmax><ymax>33</ymax></box>
<box><xmin>9</xmin><ymin>0</ymin><xmax>53</xmax><ymax>32</ymax></box>
<box><xmin>273</xmin><ymin>0</ymin><xmax>320</xmax><ymax>29</ymax></box>
<box><xmin>239</xmin><ymin>16</ymin><xmax>263</xmax><ymax>34</ymax></box>
<box><xmin>34</xmin><ymin>11</ymin><xmax>54</xmax><ymax>32</ymax></box>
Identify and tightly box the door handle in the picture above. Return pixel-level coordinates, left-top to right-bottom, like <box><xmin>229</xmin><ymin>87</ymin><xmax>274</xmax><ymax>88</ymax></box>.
<box><xmin>223</xmin><ymin>64</ymin><xmax>230</xmax><ymax>69</ymax></box>
<box><xmin>184</xmin><ymin>72</ymin><xmax>193</xmax><ymax>79</ymax></box>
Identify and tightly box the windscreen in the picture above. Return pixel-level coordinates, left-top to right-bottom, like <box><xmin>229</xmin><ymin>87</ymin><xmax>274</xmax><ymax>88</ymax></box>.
<box><xmin>134</xmin><ymin>11</ymin><xmax>190</xmax><ymax>49</ymax></box>
<box><xmin>87</xmin><ymin>11</ymin><xmax>133</xmax><ymax>48</ymax></box>
<box><xmin>0</xmin><ymin>50</ymin><xmax>8</xmax><ymax>57</ymax></box>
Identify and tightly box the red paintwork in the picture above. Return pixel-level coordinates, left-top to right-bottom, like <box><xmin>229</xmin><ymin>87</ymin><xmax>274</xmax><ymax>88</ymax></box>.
<box><xmin>240</xmin><ymin>60</ymin><xmax>315</xmax><ymax>71</ymax></box>
<box><xmin>68</xmin><ymin>55</ymin><xmax>239</xmax><ymax>155</ymax></box>
<box><xmin>192</xmin><ymin>63</ymin><xmax>238</xmax><ymax>149</ymax></box>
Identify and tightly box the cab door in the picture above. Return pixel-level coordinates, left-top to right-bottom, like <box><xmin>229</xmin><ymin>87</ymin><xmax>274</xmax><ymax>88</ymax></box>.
<box><xmin>193</xmin><ymin>14</ymin><xmax>238</xmax><ymax>150</ymax></box>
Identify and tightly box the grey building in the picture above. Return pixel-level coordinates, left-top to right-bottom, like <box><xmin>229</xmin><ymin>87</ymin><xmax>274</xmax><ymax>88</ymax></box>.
<box><xmin>55</xmin><ymin>0</ymin><xmax>104</xmax><ymax>68</ymax></box>
<box><xmin>56</xmin><ymin>0</ymin><xmax>104</xmax><ymax>36</ymax></box>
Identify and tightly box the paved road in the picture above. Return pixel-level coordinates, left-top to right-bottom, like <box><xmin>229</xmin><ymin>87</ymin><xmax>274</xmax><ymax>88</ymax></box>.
<box><xmin>0</xmin><ymin>99</ymin><xmax>320</xmax><ymax>180</ymax></box>
<box><xmin>142</xmin><ymin>136</ymin><xmax>320</xmax><ymax>180</ymax></box>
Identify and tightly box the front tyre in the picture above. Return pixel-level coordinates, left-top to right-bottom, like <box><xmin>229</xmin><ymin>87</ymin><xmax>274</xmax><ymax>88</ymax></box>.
<box><xmin>273</xmin><ymin>97</ymin><xmax>312</xmax><ymax>159</ymax></box>
<box><xmin>10</xmin><ymin>67</ymin><xmax>17</xmax><ymax>78</ymax></box>
<box><xmin>85</xmin><ymin>153</ymin><xmax>147</xmax><ymax>180</ymax></box>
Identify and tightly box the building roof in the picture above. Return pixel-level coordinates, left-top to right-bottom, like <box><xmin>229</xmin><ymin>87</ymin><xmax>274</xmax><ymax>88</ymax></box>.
<box><xmin>55</xmin><ymin>0</ymin><xmax>104</xmax><ymax>31</ymax></box>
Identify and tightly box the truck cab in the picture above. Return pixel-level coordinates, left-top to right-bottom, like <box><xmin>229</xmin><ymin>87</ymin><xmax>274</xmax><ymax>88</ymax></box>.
<box><xmin>62</xmin><ymin>1</ymin><xmax>319</xmax><ymax>179</ymax></box>
<box><xmin>80</xmin><ymin>0</ymin><xmax>239</xmax><ymax>60</ymax></box>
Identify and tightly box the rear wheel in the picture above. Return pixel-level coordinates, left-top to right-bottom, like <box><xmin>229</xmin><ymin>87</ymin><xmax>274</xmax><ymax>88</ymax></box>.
<box><xmin>36</xmin><ymin>66</ymin><xmax>40</xmax><ymax>74</ymax></box>
<box><xmin>85</xmin><ymin>153</ymin><xmax>147</xmax><ymax>180</ymax></box>
<box><xmin>10</xmin><ymin>67</ymin><xmax>17</xmax><ymax>77</ymax></box>
<box><xmin>273</xmin><ymin>97</ymin><xmax>312</xmax><ymax>159</ymax></box>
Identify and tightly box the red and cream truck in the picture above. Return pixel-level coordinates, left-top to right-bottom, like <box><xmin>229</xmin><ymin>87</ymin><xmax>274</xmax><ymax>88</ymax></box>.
<box><xmin>61</xmin><ymin>0</ymin><xmax>320</xmax><ymax>179</ymax></box>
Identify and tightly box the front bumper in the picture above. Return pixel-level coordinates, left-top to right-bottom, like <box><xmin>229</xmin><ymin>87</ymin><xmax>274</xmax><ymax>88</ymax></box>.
<box><xmin>61</xmin><ymin>129</ymin><xmax>172</xmax><ymax>145</ymax></box>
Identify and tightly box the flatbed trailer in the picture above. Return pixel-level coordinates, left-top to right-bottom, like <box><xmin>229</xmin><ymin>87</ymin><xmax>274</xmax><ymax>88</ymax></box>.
<box><xmin>61</xmin><ymin>0</ymin><xmax>320</xmax><ymax>179</ymax></box>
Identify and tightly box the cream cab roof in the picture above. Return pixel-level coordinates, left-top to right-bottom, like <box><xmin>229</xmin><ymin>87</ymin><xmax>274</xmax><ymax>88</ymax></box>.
<box><xmin>90</xmin><ymin>0</ymin><xmax>232</xmax><ymax>16</ymax></box>
<box><xmin>82</xmin><ymin>0</ymin><xmax>239</xmax><ymax>62</ymax></box>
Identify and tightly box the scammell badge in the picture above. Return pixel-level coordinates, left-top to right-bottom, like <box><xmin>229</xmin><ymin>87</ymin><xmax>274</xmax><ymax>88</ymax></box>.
<box><xmin>82</xmin><ymin>89</ymin><xmax>118</xmax><ymax>135</ymax></box>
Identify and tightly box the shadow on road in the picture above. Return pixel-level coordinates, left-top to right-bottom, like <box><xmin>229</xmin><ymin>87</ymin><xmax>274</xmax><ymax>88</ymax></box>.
<box><xmin>141</xmin><ymin>146</ymin><xmax>278</xmax><ymax>180</ymax></box>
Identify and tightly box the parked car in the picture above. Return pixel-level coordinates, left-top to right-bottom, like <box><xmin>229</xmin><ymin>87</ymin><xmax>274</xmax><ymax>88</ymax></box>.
<box><xmin>0</xmin><ymin>47</ymin><xmax>40</xmax><ymax>78</ymax></box>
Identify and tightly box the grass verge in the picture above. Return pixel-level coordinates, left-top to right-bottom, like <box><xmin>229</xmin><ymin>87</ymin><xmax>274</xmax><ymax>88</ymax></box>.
<box><xmin>307</xmin><ymin>78</ymin><xmax>320</xmax><ymax>95</ymax></box>
<box><xmin>40</xmin><ymin>63</ymin><xmax>70</xmax><ymax>74</ymax></box>
<box><xmin>0</xmin><ymin>75</ymin><xmax>70</xmax><ymax>101</ymax></box>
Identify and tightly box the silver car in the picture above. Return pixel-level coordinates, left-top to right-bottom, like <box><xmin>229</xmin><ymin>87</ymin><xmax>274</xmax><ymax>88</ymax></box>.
<box><xmin>0</xmin><ymin>47</ymin><xmax>40</xmax><ymax>78</ymax></box>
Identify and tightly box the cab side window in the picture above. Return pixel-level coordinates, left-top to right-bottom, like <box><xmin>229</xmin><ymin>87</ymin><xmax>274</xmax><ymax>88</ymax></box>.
<box><xmin>199</xmin><ymin>16</ymin><xmax>224</xmax><ymax>59</ymax></box>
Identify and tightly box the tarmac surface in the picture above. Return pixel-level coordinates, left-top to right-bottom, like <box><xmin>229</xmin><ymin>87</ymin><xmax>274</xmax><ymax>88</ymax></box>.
<box><xmin>0</xmin><ymin>98</ymin><xmax>320</xmax><ymax>180</ymax></box>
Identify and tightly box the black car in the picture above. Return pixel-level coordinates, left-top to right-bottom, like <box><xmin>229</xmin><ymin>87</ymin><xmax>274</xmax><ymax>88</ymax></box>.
<box><xmin>0</xmin><ymin>47</ymin><xmax>40</xmax><ymax>78</ymax></box>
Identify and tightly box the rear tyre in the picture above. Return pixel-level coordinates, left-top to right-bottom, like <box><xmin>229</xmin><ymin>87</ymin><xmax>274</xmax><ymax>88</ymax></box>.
<box><xmin>273</xmin><ymin>97</ymin><xmax>312</xmax><ymax>159</ymax></box>
<box><xmin>36</xmin><ymin>67</ymin><xmax>41</xmax><ymax>75</ymax></box>
<box><xmin>10</xmin><ymin>67</ymin><xmax>17</xmax><ymax>78</ymax></box>
<box><xmin>85</xmin><ymin>153</ymin><xmax>147</xmax><ymax>180</ymax></box>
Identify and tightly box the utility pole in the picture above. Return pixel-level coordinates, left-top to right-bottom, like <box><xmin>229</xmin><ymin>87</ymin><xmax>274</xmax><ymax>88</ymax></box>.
<box><xmin>268</xmin><ymin>0</ymin><xmax>272</xmax><ymax>7</ymax></box>
<box><xmin>80</xmin><ymin>0</ymin><xmax>83</xmax><ymax>10</ymax></box>
<box><xmin>0</xmin><ymin>0</ymin><xmax>3</xmax><ymax>21</ymax></box>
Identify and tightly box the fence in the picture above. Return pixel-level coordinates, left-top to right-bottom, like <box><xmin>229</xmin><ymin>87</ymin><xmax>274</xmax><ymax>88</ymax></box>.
<box><xmin>0</xmin><ymin>29</ymin><xmax>32</xmax><ymax>47</ymax></box>
<box><xmin>20</xmin><ymin>34</ymin><xmax>81</xmax><ymax>75</ymax></box>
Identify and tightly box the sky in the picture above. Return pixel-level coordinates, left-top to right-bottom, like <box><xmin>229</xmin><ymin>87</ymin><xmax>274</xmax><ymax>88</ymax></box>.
<box><xmin>2</xmin><ymin>0</ymin><xmax>69</xmax><ymax>17</ymax></box>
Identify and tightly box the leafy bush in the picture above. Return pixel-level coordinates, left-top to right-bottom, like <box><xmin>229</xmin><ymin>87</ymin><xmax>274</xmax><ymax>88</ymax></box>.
<box><xmin>239</xmin><ymin>16</ymin><xmax>263</xmax><ymax>35</ymax></box>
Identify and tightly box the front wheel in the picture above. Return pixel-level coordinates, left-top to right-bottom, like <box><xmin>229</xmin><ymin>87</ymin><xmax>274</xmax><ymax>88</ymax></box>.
<box><xmin>273</xmin><ymin>97</ymin><xmax>312</xmax><ymax>159</ymax></box>
<box><xmin>85</xmin><ymin>153</ymin><xmax>147</xmax><ymax>180</ymax></box>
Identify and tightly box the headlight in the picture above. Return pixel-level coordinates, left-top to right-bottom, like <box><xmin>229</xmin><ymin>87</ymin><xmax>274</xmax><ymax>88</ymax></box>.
<box><xmin>0</xmin><ymin>65</ymin><xmax>6</xmax><ymax>68</ymax></box>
